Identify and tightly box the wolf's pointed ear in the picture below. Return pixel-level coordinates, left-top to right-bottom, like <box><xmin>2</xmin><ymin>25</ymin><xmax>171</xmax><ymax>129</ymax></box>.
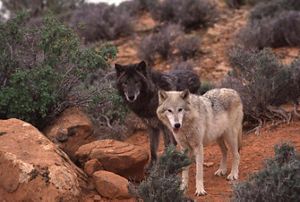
<box><xmin>115</xmin><ymin>64</ymin><xmax>124</xmax><ymax>76</ymax></box>
<box><xmin>136</xmin><ymin>61</ymin><xmax>147</xmax><ymax>75</ymax></box>
<box><xmin>180</xmin><ymin>89</ymin><xmax>190</xmax><ymax>100</ymax></box>
<box><xmin>158</xmin><ymin>90</ymin><xmax>168</xmax><ymax>104</ymax></box>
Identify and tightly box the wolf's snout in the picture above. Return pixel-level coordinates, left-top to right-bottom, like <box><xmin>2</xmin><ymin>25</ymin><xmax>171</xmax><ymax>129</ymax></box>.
<box><xmin>174</xmin><ymin>123</ymin><xmax>181</xmax><ymax>129</ymax></box>
<box><xmin>128</xmin><ymin>96</ymin><xmax>135</xmax><ymax>101</ymax></box>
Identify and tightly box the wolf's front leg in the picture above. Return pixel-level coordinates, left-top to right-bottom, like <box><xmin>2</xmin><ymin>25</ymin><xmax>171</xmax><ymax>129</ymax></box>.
<box><xmin>181</xmin><ymin>164</ymin><xmax>190</xmax><ymax>193</ymax></box>
<box><xmin>146</xmin><ymin>127</ymin><xmax>160</xmax><ymax>171</ymax></box>
<box><xmin>180</xmin><ymin>148</ymin><xmax>191</xmax><ymax>193</ymax></box>
<box><xmin>194</xmin><ymin>144</ymin><xmax>207</xmax><ymax>196</ymax></box>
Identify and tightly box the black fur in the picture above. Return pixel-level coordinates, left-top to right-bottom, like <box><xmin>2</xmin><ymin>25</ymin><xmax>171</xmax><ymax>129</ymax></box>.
<box><xmin>115</xmin><ymin>61</ymin><xmax>200</xmax><ymax>168</ymax></box>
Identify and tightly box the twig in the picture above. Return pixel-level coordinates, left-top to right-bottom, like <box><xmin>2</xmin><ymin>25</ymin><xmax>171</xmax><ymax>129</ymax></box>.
<box><xmin>100</xmin><ymin>115</ymin><xmax>113</xmax><ymax>129</ymax></box>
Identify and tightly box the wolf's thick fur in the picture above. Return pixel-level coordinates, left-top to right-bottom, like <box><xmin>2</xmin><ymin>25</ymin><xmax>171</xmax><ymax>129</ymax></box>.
<box><xmin>115</xmin><ymin>61</ymin><xmax>200</xmax><ymax>168</ymax></box>
<box><xmin>157</xmin><ymin>88</ymin><xmax>243</xmax><ymax>195</ymax></box>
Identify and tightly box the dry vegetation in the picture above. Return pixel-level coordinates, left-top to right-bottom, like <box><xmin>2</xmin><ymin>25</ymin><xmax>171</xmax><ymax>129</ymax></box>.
<box><xmin>1</xmin><ymin>0</ymin><xmax>300</xmax><ymax>201</ymax></box>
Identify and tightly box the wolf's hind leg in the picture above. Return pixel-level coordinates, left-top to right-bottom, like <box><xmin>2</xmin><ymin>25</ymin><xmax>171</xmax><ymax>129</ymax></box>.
<box><xmin>147</xmin><ymin>127</ymin><xmax>160</xmax><ymax>170</ymax></box>
<box><xmin>214</xmin><ymin>136</ymin><xmax>228</xmax><ymax>176</ymax></box>
<box><xmin>224</xmin><ymin>129</ymin><xmax>240</xmax><ymax>180</ymax></box>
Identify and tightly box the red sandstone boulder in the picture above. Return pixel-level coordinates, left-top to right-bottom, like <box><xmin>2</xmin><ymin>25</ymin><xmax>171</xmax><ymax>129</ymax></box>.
<box><xmin>93</xmin><ymin>170</ymin><xmax>131</xmax><ymax>199</ymax></box>
<box><xmin>0</xmin><ymin>119</ymin><xmax>88</xmax><ymax>201</ymax></box>
<box><xmin>43</xmin><ymin>107</ymin><xmax>96</xmax><ymax>160</ymax></box>
<box><xmin>75</xmin><ymin>139</ymin><xmax>149</xmax><ymax>181</ymax></box>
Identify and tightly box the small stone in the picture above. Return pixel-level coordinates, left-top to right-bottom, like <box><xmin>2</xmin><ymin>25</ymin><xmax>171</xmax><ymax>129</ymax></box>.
<box><xmin>93</xmin><ymin>170</ymin><xmax>131</xmax><ymax>199</ymax></box>
<box><xmin>84</xmin><ymin>159</ymin><xmax>103</xmax><ymax>176</ymax></box>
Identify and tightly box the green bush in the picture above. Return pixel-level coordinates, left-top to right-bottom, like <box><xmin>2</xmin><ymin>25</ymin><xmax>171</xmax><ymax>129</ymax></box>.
<box><xmin>134</xmin><ymin>145</ymin><xmax>192</xmax><ymax>202</ymax></box>
<box><xmin>0</xmin><ymin>13</ymin><xmax>117</xmax><ymax>129</ymax></box>
<box><xmin>232</xmin><ymin>143</ymin><xmax>300</xmax><ymax>202</ymax></box>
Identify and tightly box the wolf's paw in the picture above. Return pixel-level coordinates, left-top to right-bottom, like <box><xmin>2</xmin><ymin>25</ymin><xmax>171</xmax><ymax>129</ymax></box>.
<box><xmin>226</xmin><ymin>173</ymin><xmax>238</xmax><ymax>181</ymax></box>
<box><xmin>195</xmin><ymin>188</ymin><xmax>207</xmax><ymax>196</ymax></box>
<box><xmin>214</xmin><ymin>168</ymin><xmax>227</xmax><ymax>176</ymax></box>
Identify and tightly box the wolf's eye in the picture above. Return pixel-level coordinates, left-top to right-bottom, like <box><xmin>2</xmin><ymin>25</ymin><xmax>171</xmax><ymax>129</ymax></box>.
<box><xmin>167</xmin><ymin>109</ymin><xmax>173</xmax><ymax>113</ymax></box>
<box><xmin>178</xmin><ymin>108</ymin><xmax>183</xmax><ymax>112</ymax></box>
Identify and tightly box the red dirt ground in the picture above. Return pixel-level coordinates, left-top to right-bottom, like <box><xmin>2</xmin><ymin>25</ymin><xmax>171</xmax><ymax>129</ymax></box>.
<box><xmin>126</xmin><ymin>120</ymin><xmax>300</xmax><ymax>202</ymax></box>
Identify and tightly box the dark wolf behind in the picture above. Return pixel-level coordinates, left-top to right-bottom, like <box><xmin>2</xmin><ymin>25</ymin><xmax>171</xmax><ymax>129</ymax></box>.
<box><xmin>115</xmin><ymin>61</ymin><xmax>200</xmax><ymax>168</ymax></box>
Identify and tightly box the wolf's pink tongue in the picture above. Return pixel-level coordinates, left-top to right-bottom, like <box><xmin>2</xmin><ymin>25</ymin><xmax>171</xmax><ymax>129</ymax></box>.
<box><xmin>173</xmin><ymin>128</ymin><xmax>179</xmax><ymax>133</ymax></box>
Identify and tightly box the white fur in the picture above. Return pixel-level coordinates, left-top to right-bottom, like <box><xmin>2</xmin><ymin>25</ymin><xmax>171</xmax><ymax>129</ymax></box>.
<box><xmin>157</xmin><ymin>88</ymin><xmax>243</xmax><ymax>196</ymax></box>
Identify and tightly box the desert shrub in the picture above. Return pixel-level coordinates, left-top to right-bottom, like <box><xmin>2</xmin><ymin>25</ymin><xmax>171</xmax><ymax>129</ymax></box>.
<box><xmin>224</xmin><ymin>0</ymin><xmax>271</xmax><ymax>9</ymax></box>
<box><xmin>250</xmin><ymin>0</ymin><xmax>300</xmax><ymax>22</ymax></box>
<box><xmin>199</xmin><ymin>80</ymin><xmax>215</xmax><ymax>95</ymax></box>
<box><xmin>237</xmin><ymin>0</ymin><xmax>300</xmax><ymax>49</ymax></box>
<box><xmin>238</xmin><ymin>11</ymin><xmax>300</xmax><ymax>49</ymax></box>
<box><xmin>222</xmin><ymin>48</ymin><xmax>300</xmax><ymax>126</ymax></box>
<box><xmin>150</xmin><ymin>0</ymin><xmax>217</xmax><ymax>30</ymax></box>
<box><xmin>139</xmin><ymin>24</ymin><xmax>182</xmax><ymax>64</ymax></box>
<box><xmin>135</xmin><ymin>0</ymin><xmax>159</xmax><ymax>13</ymax></box>
<box><xmin>0</xmin><ymin>13</ymin><xmax>117</xmax><ymax>129</ymax></box>
<box><xmin>1</xmin><ymin>0</ymin><xmax>83</xmax><ymax>18</ymax></box>
<box><xmin>70</xmin><ymin>3</ymin><xmax>133</xmax><ymax>42</ymax></box>
<box><xmin>133</xmin><ymin>145</ymin><xmax>192</xmax><ymax>202</ymax></box>
<box><xmin>117</xmin><ymin>1</ymin><xmax>141</xmax><ymax>16</ymax></box>
<box><xmin>288</xmin><ymin>59</ymin><xmax>300</xmax><ymax>105</ymax></box>
<box><xmin>232</xmin><ymin>143</ymin><xmax>300</xmax><ymax>202</ymax></box>
<box><xmin>176</xmin><ymin>36</ymin><xmax>200</xmax><ymax>61</ymax></box>
<box><xmin>170</xmin><ymin>61</ymin><xmax>194</xmax><ymax>70</ymax></box>
<box><xmin>84</xmin><ymin>68</ymin><xmax>129</xmax><ymax>140</ymax></box>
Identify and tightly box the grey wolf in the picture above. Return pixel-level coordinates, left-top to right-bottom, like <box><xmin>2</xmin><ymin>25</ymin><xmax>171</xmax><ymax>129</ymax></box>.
<box><xmin>115</xmin><ymin>61</ymin><xmax>200</xmax><ymax>169</ymax></box>
<box><xmin>156</xmin><ymin>88</ymin><xmax>243</xmax><ymax>195</ymax></box>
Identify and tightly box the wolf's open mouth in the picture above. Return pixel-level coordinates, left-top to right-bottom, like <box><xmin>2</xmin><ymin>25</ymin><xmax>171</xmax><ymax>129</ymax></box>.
<box><xmin>173</xmin><ymin>128</ymin><xmax>180</xmax><ymax>133</ymax></box>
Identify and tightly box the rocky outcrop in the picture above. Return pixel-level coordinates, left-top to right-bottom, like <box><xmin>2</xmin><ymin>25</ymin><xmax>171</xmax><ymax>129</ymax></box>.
<box><xmin>93</xmin><ymin>170</ymin><xmax>131</xmax><ymax>200</ymax></box>
<box><xmin>43</xmin><ymin>107</ymin><xmax>96</xmax><ymax>161</ymax></box>
<box><xmin>0</xmin><ymin>119</ymin><xmax>88</xmax><ymax>201</ymax></box>
<box><xmin>76</xmin><ymin>139</ymin><xmax>149</xmax><ymax>181</ymax></box>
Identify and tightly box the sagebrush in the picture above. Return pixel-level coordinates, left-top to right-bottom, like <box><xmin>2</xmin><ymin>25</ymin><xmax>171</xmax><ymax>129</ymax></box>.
<box><xmin>222</xmin><ymin>48</ymin><xmax>300</xmax><ymax>128</ymax></box>
<box><xmin>150</xmin><ymin>0</ymin><xmax>217</xmax><ymax>29</ymax></box>
<box><xmin>232</xmin><ymin>143</ymin><xmax>300</xmax><ymax>202</ymax></box>
<box><xmin>139</xmin><ymin>24</ymin><xmax>182</xmax><ymax>64</ymax></box>
<box><xmin>133</xmin><ymin>145</ymin><xmax>192</xmax><ymax>202</ymax></box>
<box><xmin>238</xmin><ymin>11</ymin><xmax>300</xmax><ymax>49</ymax></box>
<box><xmin>70</xmin><ymin>3</ymin><xmax>133</xmax><ymax>42</ymax></box>
<box><xmin>237</xmin><ymin>0</ymin><xmax>300</xmax><ymax>49</ymax></box>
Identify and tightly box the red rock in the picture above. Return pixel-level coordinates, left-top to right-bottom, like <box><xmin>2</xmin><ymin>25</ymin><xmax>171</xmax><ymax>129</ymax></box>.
<box><xmin>93</xmin><ymin>170</ymin><xmax>131</xmax><ymax>199</ymax></box>
<box><xmin>76</xmin><ymin>139</ymin><xmax>149</xmax><ymax>181</ymax></box>
<box><xmin>84</xmin><ymin>159</ymin><xmax>103</xmax><ymax>176</ymax></box>
<box><xmin>43</xmin><ymin>107</ymin><xmax>96</xmax><ymax>161</ymax></box>
<box><xmin>0</xmin><ymin>119</ymin><xmax>88</xmax><ymax>201</ymax></box>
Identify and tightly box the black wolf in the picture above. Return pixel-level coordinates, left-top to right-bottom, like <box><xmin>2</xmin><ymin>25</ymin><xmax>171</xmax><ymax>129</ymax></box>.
<box><xmin>115</xmin><ymin>61</ymin><xmax>200</xmax><ymax>168</ymax></box>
